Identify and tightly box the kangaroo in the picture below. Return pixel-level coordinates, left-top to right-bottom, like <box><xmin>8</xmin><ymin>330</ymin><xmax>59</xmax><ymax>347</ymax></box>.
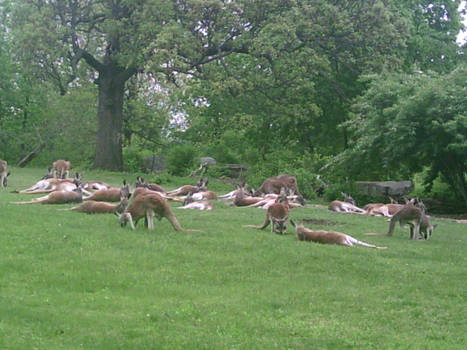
<box><xmin>82</xmin><ymin>180</ymin><xmax>111</xmax><ymax>191</ymax></box>
<box><xmin>17</xmin><ymin>174</ymin><xmax>82</xmax><ymax>194</ymax></box>
<box><xmin>117</xmin><ymin>192</ymin><xmax>200</xmax><ymax>232</ymax></box>
<box><xmin>0</xmin><ymin>159</ymin><xmax>10</xmax><ymax>188</ymax></box>
<box><xmin>364</xmin><ymin>203</ymin><xmax>404</xmax><ymax>217</ymax></box>
<box><xmin>136</xmin><ymin>176</ymin><xmax>166</xmax><ymax>193</ymax></box>
<box><xmin>16</xmin><ymin>171</ymin><xmax>78</xmax><ymax>194</ymax></box>
<box><xmin>11</xmin><ymin>181</ymin><xmax>84</xmax><ymax>205</ymax></box>
<box><xmin>166</xmin><ymin>178</ymin><xmax>207</xmax><ymax>196</ymax></box>
<box><xmin>244</xmin><ymin>191</ymin><xmax>290</xmax><ymax>234</ymax></box>
<box><xmin>52</xmin><ymin>159</ymin><xmax>71</xmax><ymax>179</ymax></box>
<box><xmin>387</xmin><ymin>203</ymin><xmax>435</xmax><ymax>240</ymax></box>
<box><xmin>254</xmin><ymin>174</ymin><xmax>301</xmax><ymax>197</ymax></box>
<box><xmin>244</xmin><ymin>189</ymin><xmax>305</xmax><ymax>209</ymax></box>
<box><xmin>83</xmin><ymin>181</ymin><xmax>129</xmax><ymax>202</ymax></box>
<box><xmin>365</xmin><ymin>202</ymin><xmax>436</xmax><ymax>240</ymax></box>
<box><xmin>233</xmin><ymin>185</ymin><xmax>264</xmax><ymax>207</ymax></box>
<box><xmin>189</xmin><ymin>190</ymin><xmax>217</xmax><ymax>201</ymax></box>
<box><xmin>63</xmin><ymin>184</ymin><xmax>131</xmax><ymax>214</ymax></box>
<box><xmin>328</xmin><ymin>193</ymin><xmax>365</xmax><ymax>213</ymax></box>
<box><xmin>291</xmin><ymin>220</ymin><xmax>387</xmax><ymax>249</ymax></box>
<box><xmin>177</xmin><ymin>192</ymin><xmax>213</xmax><ymax>211</ymax></box>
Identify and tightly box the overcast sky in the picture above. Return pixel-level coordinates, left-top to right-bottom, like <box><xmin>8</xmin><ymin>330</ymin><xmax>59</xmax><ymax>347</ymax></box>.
<box><xmin>458</xmin><ymin>1</ymin><xmax>467</xmax><ymax>45</ymax></box>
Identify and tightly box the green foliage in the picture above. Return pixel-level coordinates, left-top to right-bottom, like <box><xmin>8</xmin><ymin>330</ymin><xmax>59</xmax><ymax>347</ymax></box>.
<box><xmin>1</xmin><ymin>167</ymin><xmax>466</xmax><ymax>349</ymax></box>
<box><xmin>166</xmin><ymin>143</ymin><xmax>197</xmax><ymax>176</ymax></box>
<box><xmin>122</xmin><ymin>146</ymin><xmax>151</xmax><ymax>173</ymax></box>
<box><xmin>341</xmin><ymin>66</ymin><xmax>467</xmax><ymax>202</ymax></box>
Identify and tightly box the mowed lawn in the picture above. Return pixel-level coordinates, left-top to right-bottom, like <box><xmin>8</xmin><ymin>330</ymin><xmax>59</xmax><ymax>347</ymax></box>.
<box><xmin>0</xmin><ymin>167</ymin><xmax>465</xmax><ymax>350</ymax></box>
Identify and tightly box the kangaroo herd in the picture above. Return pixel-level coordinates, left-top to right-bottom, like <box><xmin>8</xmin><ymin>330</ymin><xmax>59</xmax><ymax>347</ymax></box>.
<box><xmin>1</xmin><ymin>158</ymin><xmax>443</xmax><ymax>248</ymax></box>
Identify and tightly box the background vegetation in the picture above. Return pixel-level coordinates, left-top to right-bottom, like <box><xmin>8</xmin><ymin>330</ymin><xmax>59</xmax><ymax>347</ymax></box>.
<box><xmin>0</xmin><ymin>0</ymin><xmax>466</xmax><ymax>208</ymax></box>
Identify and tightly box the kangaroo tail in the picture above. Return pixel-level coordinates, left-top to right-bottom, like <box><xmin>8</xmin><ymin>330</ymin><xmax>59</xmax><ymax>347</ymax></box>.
<box><xmin>166</xmin><ymin>212</ymin><xmax>201</xmax><ymax>232</ymax></box>
<box><xmin>10</xmin><ymin>200</ymin><xmax>39</xmax><ymax>205</ymax></box>
<box><xmin>349</xmin><ymin>236</ymin><xmax>388</xmax><ymax>249</ymax></box>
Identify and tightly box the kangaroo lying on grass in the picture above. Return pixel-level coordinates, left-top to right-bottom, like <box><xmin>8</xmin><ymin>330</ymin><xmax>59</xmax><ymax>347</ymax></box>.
<box><xmin>290</xmin><ymin>220</ymin><xmax>387</xmax><ymax>249</ymax></box>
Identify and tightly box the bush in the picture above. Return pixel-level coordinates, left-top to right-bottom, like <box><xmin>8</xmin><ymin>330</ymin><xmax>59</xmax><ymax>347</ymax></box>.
<box><xmin>123</xmin><ymin>146</ymin><xmax>149</xmax><ymax>173</ymax></box>
<box><xmin>166</xmin><ymin>144</ymin><xmax>197</xmax><ymax>176</ymax></box>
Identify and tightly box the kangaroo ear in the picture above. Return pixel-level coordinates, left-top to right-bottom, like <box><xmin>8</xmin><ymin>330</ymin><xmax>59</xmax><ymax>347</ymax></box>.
<box><xmin>290</xmin><ymin>219</ymin><xmax>296</xmax><ymax>227</ymax></box>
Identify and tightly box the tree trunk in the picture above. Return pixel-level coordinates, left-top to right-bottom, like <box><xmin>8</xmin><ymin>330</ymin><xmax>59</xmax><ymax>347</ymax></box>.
<box><xmin>93</xmin><ymin>69</ymin><xmax>125</xmax><ymax>171</ymax></box>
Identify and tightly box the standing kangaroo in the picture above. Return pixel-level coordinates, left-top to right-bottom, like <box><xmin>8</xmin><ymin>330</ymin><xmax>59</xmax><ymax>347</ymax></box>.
<box><xmin>365</xmin><ymin>202</ymin><xmax>437</xmax><ymax>240</ymax></box>
<box><xmin>117</xmin><ymin>192</ymin><xmax>200</xmax><ymax>232</ymax></box>
<box><xmin>387</xmin><ymin>203</ymin><xmax>436</xmax><ymax>240</ymax></box>
<box><xmin>0</xmin><ymin>159</ymin><xmax>10</xmax><ymax>188</ymax></box>
<box><xmin>52</xmin><ymin>160</ymin><xmax>71</xmax><ymax>179</ymax></box>
<box><xmin>244</xmin><ymin>191</ymin><xmax>290</xmax><ymax>234</ymax></box>
<box><xmin>290</xmin><ymin>220</ymin><xmax>387</xmax><ymax>249</ymax></box>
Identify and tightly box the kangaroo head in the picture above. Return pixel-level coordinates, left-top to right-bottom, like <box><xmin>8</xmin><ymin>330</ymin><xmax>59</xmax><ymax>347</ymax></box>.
<box><xmin>424</xmin><ymin>224</ymin><xmax>437</xmax><ymax>240</ymax></box>
<box><xmin>272</xmin><ymin>216</ymin><xmax>288</xmax><ymax>234</ymax></box>
<box><xmin>118</xmin><ymin>212</ymin><xmax>131</xmax><ymax>227</ymax></box>
<box><xmin>342</xmin><ymin>192</ymin><xmax>355</xmax><ymax>205</ymax></box>
<box><xmin>120</xmin><ymin>183</ymin><xmax>131</xmax><ymax>200</ymax></box>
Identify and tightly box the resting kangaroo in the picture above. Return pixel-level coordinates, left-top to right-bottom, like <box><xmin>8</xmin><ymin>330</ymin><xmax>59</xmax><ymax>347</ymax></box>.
<box><xmin>11</xmin><ymin>182</ymin><xmax>84</xmax><ymax>205</ymax></box>
<box><xmin>83</xmin><ymin>181</ymin><xmax>129</xmax><ymax>202</ymax></box>
<box><xmin>176</xmin><ymin>192</ymin><xmax>213</xmax><ymax>211</ymax></box>
<box><xmin>291</xmin><ymin>220</ymin><xmax>387</xmax><ymax>249</ymax></box>
<box><xmin>63</xmin><ymin>184</ymin><xmax>130</xmax><ymax>214</ymax></box>
<box><xmin>166</xmin><ymin>178</ymin><xmax>207</xmax><ymax>196</ymax></box>
<box><xmin>17</xmin><ymin>171</ymin><xmax>78</xmax><ymax>194</ymax></box>
<box><xmin>328</xmin><ymin>193</ymin><xmax>365</xmax><ymax>213</ymax></box>
<box><xmin>244</xmin><ymin>191</ymin><xmax>290</xmax><ymax>234</ymax></box>
<box><xmin>136</xmin><ymin>176</ymin><xmax>166</xmax><ymax>193</ymax></box>
<box><xmin>118</xmin><ymin>192</ymin><xmax>200</xmax><ymax>232</ymax></box>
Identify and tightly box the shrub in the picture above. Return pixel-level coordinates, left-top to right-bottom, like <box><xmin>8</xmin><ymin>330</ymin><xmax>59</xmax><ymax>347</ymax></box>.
<box><xmin>166</xmin><ymin>144</ymin><xmax>197</xmax><ymax>176</ymax></box>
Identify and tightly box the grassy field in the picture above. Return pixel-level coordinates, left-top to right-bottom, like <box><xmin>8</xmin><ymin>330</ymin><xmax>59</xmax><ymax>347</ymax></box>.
<box><xmin>0</xmin><ymin>167</ymin><xmax>466</xmax><ymax>349</ymax></box>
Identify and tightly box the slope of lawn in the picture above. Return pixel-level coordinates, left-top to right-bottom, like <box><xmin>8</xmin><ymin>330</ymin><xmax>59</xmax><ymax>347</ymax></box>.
<box><xmin>0</xmin><ymin>167</ymin><xmax>465</xmax><ymax>349</ymax></box>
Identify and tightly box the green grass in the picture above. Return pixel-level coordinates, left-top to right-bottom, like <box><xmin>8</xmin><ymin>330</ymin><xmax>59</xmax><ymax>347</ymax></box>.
<box><xmin>0</xmin><ymin>167</ymin><xmax>466</xmax><ymax>349</ymax></box>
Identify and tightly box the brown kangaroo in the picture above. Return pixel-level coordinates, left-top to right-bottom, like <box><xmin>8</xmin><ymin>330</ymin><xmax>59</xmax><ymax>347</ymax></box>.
<box><xmin>11</xmin><ymin>182</ymin><xmax>84</xmax><ymax>205</ymax></box>
<box><xmin>365</xmin><ymin>202</ymin><xmax>436</xmax><ymax>240</ymax></box>
<box><xmin>63</xmin><ymin>184</ymin><xmax>131</xmax><ymax>214</ymax></box>
<box><xmin>244</xmin><ymin>192</ymin><xmax>290</xmax><ymax>234</ymax></box>
<box><xmin>166</xmin><ymin>178</ymin><xmax>207</xmax><ymax>196</ymax></box>
<box><xmin>0</xmin><ymin>159</ymin><xmax>10</xmax><ymax>188</ymax></box>
<box><xmin>233</xmin><ymin>185</ymin><xmax>264</xmax><ymax>207</ymax></box>
<box><xmin>83</xmin><ymin>181</ymin><xmax>129</xmax><ymax>202</ymax></box>
<box><xmin>177</xmin><ymin>192</ymin><xmax>213</xmax><ymax>211</ymax></box>
<box><xmin>52</xmin><ymin>159</ymin><xmax>71</xmax><ymax>179</ymax></box>
<box><xmin>291</xmin><ymin>220</ymin><xmax>387</xmax><ymax>249</ymax></box>
<box><xmin>136</xmin><ymin>176</ymin><xmax>166</xmax><ymax>193</ymax></box>
<box><xmin>328</xmin><ymin>193</ymin><xmax>365</xmax><ymax>213</ymax></box>
<box><xmin>118</xmin><ymin>192</ymin><xmax>200</xmax><ymax>232</ymax></box>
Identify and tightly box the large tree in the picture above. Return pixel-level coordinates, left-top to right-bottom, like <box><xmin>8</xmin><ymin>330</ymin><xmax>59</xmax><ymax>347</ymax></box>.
<box><xmin>8</xmin><ymin>0</ymin><xmax>278</xmax><ymax>170</ymax></box>
<box><xmin>341</xmin><ymin>66</ymin><xmax>467</xmax><ymax>202</ymax></box>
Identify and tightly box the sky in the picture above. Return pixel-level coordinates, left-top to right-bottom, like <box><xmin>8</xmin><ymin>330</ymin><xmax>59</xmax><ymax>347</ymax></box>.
<box><xmin>457</xmin><ymin>1</ymin><xmax>467</xmax><ymax>45</ymax></box>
